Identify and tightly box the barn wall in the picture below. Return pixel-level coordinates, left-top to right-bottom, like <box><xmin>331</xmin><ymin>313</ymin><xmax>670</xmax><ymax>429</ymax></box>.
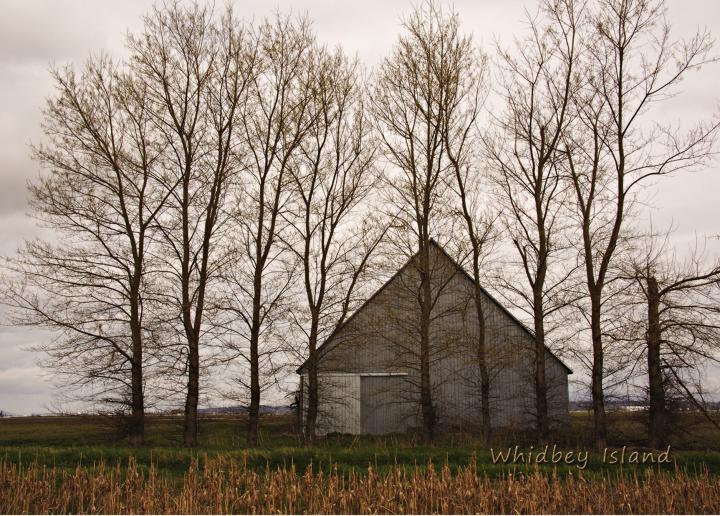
<box><xmin>301</xmin><ymin>373</ymin><xmax>414</xmax><ymax>436</ymax></box>
<box><xmin>546</xmin><ymin>351</ymin><xmax>571</xmax><ymax>424</ymax></box>
<box><xmin>360</xmin><ymin>375</ymin><xmax>413</xmax><ymax>434</ymax></box>
<box><xmin>304</xmin><ymin>242</ymin><xmax>570</xmax><ymax>435</ymax></box>
<box><xmin>301</xmin><ymin>374</ymin><xmax>361</xmax><ymax>436</ymax></box>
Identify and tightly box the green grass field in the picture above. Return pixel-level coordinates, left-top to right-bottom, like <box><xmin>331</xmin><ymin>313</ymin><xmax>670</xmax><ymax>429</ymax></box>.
<box><xmin>1</xmin><ymin>411</ymin><xmax>720</xmax><ymax>479</ymax></box>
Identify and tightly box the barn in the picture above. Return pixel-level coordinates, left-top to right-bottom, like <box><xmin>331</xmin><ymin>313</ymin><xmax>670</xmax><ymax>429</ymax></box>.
<box><xmin>297</xmin><ymin>240</ymin><xmax>571</xmax><ymax>436</ymax></box>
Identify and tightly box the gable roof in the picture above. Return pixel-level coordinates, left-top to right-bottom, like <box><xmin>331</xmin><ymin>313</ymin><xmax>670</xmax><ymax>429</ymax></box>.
<box><xmin>297</xmin><ymin>239</ymin><xmax>573</xmax><ymax>375</ymax></box>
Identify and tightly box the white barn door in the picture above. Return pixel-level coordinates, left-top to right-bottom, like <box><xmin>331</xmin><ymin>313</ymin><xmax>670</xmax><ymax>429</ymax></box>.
<box><xmin>315</xmin><ymin>374</ymin><xmax>361</xmax><ymax>435</ymax></box>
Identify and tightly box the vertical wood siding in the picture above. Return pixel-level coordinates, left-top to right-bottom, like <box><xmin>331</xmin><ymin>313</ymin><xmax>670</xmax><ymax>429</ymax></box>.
<box><xmin>360</xmin><ymin>375</ymin><xmax>413</xmax><ymax>434</ymax></box>
<box><xmin>302</xmin><ymin>374</ymin><xmax>362</xmax><ymax>436</ymax></box>
<box><xmin>300</xmin><ymin>242</ymin><xmax>571</xmax><ymax>435</ymax></box>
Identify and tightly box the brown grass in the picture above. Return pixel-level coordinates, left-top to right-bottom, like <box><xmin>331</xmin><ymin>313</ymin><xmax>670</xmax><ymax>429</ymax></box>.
<box><xmin>1</xmin><ymin>456</ymin><xmax>719</xmax><ymax>514</ymax></box>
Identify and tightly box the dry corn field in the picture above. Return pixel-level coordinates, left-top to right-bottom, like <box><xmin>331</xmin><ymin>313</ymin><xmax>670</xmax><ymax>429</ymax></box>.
<box><xmin>1</xmin><ymin>456</ymin><xmax>719</xmax><ymax>514</ymax></box>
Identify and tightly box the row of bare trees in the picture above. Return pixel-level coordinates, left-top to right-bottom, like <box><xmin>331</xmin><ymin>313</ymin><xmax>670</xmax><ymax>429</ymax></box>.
<box><xmin>485</xmin><ymin>0</ymin><xmax>720</xmax><ymax>448</ymax></box>
<box><xmin>2</xmin><ymin>0</ymin><xmax>720</xmax><ymax>448</ymax></box>
<box><xmin>0</xmin><ymin>4</ymin><xmax>381</xmax><ymax>447</ymax></box>
<box><xmin>370</xmin><ymin>0</ymin><xmax>720</xmax><ymax>448</ymax></box>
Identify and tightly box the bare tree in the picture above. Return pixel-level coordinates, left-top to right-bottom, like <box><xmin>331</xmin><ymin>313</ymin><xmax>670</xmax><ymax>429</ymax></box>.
<box><xmin>128</xmin><ymin>3</ymin><xmax>254</xmax><ymax>446</ymax></box>
<box><xmin>486</xmin><ymin>0</ymin><xmax>584</xmax><ymax>441</ymax></box>
<box><xmin>435</xmin><ymin>22</ymin><xmax>496</xmax><ymax>441</ymax></box>
<box><xmin>288</xmin><ymin>45</ymin><xmax>385</xmax><ymax>443</ymax></box>
<box><xmin>565</xmin><ymin>0</ymin><xmax>718</xmax><ymax>449</ymax></box>
<box><xmin>617</xmin><ymin>233</ymin><xmax>720</xmax><ymax>448</ymax></box>
<box><xmin>1</xmin><ymin>55</ymin><xmax>170</xmax><ymax>445</ymax></box>
<box><xmin>218</xmin><ymin>14</ymin><xmax>316</xmax><ymax>446</ymax></box>
<box><xmin>372</xmin><ymin>1</ymin><xmax>475</xmax><ymax>442</ymax></box>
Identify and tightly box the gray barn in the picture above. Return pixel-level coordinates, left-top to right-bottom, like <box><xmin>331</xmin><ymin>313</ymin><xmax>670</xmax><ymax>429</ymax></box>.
<box><xmin>297</xmin><ymin>241</ymin><xmax>571</xmax><ymax>436</ymax></box>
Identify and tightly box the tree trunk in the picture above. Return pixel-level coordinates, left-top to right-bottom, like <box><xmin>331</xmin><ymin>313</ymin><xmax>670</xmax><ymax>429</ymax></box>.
<box><xmin>247</xmin><ymin>272</ymin><xmax>263</xmax><ymax>446</ymax></box>
<box><xmin>297</xmin><ymin>375</ymin><xmax>304</xmax><ymax>432</ymax></box>
<box><xmin>183</xmin><ymin>334</ymin><xmax>199</xmax><ymax>446</ymax></box>
<box><xmin>128</xmin><ymin>280</ymin><xmax>145</xmax><ymax>446</ymax></box>
<box><xmin>476</xmin><ymin>299</ymin><xmax>490</xmax><ymax>444</ymax></box>
<box><xmin>533</xmin><ymin>288</ymin><xmax>548</xmax><ymax>442</ymax></box>
<box><xmin>248</xmin><ymin>322</ymin><xmax>261</xmax><ymax>446</ymax></box>
<box><xmin>128</xmin><ymin>357</ymin><xmax>145</xmax><ymax>446</ymax></box>
<box><xmin>418</xmin><ymin>240</ymin><xmax>435</xmax><ymax>443</ymax></box>
<box><xmin>128</xmin><ymin>351</ymin><xmax>145</xmax><ymax>446</ymax></box>
<box><xmin>646</xmin><ymin>275</ymin><xmax>666</xmax><ymax>449</ymax></box>
<box><xmin>471</xmin><ymin>263</ymin><xmax>490</xmax><ymax>443</ymax></box>
<box><xmin>532</xmin><ymin>162</ymin><xmax>549</xmax><ymax>443</ymax></box>
<box><xmin>590</xmin><ymin>289</ymin><xmax>607</xmax><ymax>451</ymax></box>
<box><xmin>303</xmin><ymin>317</ymin><xmax>320</xmax><ymax>445</ymax></box>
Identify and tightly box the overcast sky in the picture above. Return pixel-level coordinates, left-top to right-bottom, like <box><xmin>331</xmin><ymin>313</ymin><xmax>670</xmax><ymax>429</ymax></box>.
<box><xmin>1</xmin><ymin>0</ymin><xmax>718</xmax><ymax>415</ymax></box>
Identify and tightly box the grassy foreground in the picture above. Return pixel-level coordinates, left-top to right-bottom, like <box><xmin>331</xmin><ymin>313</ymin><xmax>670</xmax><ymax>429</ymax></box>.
<box><xmin>1</xmin><ymin>412</ymin><xmax>720</xmax><ymax>513</ymax></box>
<box><xmin>1</xmin><ymin>412</ymin><xmax>720</xmax><ymax>476</ymax></box>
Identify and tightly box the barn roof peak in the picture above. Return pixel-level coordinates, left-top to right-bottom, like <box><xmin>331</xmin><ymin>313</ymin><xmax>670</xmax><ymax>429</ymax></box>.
<box><xmin>296</xmin><ymin>239</ymin><xmax>573</xmax><ymax>375</ymax></box>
